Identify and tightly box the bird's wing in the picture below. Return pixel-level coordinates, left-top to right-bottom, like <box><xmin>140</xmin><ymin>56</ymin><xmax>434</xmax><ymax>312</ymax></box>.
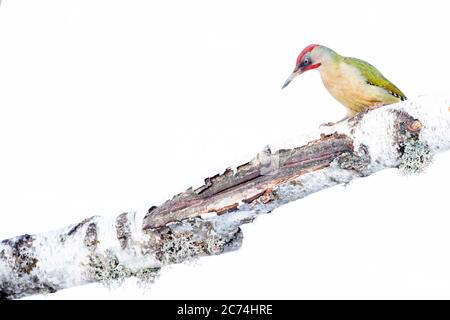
<box><xmin>344</xmin><ymin>57</ymin><xmax>407</xmax><ymax>101</ymax></box>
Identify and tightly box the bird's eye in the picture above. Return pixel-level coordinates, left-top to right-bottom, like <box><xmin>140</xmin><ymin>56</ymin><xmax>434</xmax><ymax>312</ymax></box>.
<box><xmin>303</xmin><ymin>58</ymin><xmax>309</xmax><ymax>65</ymax></box>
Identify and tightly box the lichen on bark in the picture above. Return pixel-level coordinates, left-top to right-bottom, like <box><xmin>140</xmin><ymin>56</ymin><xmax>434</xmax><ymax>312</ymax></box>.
<box><xmin>1</xmin><ymin>95</ymin><xmax>449</xmax><ymax>299</ymax></box>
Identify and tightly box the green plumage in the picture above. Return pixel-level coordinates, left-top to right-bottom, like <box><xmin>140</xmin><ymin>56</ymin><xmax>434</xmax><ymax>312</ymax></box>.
<box><xmin>283</xmin><ymin>44</ymin><xmax>407</xmax><ymax>120</ymax></box>
<box><xmin>343</xmin><ymin>57</ymin><xmax>407</xmax><ymax>101</ymax></box>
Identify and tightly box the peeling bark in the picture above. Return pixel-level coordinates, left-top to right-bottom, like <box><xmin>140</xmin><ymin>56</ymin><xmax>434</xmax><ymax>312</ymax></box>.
<box><xmin>1</xmin><ymin>95</ymin><xmax>449</xmax><ymax>299</ymax></box>
<box><xmin>142</xmin><ymin>133</ymin><xmax>357</xmax><ymax>229</ymax></box>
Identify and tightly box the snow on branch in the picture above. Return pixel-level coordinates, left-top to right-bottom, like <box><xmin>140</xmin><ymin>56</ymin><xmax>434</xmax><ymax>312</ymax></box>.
<box><xmin>1</xmin><ymin>95</ymin><xmax>450</xmax><ymax>299</ymax></box>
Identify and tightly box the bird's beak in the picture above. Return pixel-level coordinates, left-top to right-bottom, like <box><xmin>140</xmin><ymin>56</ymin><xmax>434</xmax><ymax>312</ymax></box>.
<box><xmin>282</xmin><ymin>68</ymin><xmax>302</xmax><ymax>89</ymax></box>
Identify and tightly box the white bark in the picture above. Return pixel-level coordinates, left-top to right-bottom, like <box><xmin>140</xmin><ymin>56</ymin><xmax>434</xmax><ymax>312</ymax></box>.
<box><xmin>1</xmin><ymin>94</ymin><xmax>449</xmax><ymax>299</ymax></box>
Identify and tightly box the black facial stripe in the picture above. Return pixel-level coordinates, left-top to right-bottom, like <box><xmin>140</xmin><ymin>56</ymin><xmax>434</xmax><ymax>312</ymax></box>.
<box><xmin>299</xmin><ymin>57</ymin><xmax>311</xmax><ymax>68</ymax></box>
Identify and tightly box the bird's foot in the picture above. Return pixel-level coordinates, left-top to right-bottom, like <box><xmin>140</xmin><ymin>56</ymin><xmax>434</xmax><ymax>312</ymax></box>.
<box><xmin>366</xmin><ymin>102</ymin><xmax>385</xmax><ymax>111</ymax></box>
<box><xmin>348</xmin><ymin>104</ymin><xmax>386</xmax><ymax>126</ymax></box>
<box><xmin>319</xmin><ymin>121</ymin><xmax>336</xmax><ymax>128</ymax></box>
<box><xmin>319</xmin><ymin>116</ymin><xmax>349</xmax><ymax>128</ymax></box>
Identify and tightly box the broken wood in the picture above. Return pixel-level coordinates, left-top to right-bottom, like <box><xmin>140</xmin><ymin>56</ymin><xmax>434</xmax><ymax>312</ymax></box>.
<box><xmin>1</xmin><ymin>95</ymin><xmax>449</xmax><ymax>299</ymax></box>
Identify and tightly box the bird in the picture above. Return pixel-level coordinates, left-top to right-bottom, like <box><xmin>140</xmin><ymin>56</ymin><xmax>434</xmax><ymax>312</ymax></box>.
<box><xmin>282</xmin><ymin>44</ymin><xmax>407</xmax><ymax>124</ymax></box>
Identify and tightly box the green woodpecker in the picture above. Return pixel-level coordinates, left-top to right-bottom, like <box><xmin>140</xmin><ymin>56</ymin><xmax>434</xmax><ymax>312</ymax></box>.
<box><xmin>282</xmin><ymin>44</ymin><xmax>406</xmax><ymax>122</ymax></box>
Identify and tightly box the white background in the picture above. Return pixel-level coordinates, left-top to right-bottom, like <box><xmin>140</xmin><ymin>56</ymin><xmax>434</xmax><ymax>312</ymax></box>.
<box><xmin>0</xmin><ymin>0</ymin><xmax>450</xmax><ymax>299</ymax></box>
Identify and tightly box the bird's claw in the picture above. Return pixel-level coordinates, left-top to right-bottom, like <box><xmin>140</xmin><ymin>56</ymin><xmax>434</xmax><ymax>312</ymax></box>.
<box><xmin>368</xmin><ymin>103</ymin><xmax>385</xmax><ymax>111</ymax></box>
<box><xmin>319</xmin><ymin>121</ymin><xmax>336</xmax><ymax>128</ymax></box>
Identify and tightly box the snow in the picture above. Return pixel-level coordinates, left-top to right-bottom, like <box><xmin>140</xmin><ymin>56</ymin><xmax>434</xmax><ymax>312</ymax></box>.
<box><xmin>406</xmin><ymin>95</ymin><xmax>450</xmax><ymax>152</ymax></box>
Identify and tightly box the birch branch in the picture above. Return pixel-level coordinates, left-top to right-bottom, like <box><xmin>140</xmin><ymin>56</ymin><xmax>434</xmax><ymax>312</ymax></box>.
<box><xmin>1</xmin><ymin>95</ymin><xmax>450</xmax><ymax>299</ymax></box>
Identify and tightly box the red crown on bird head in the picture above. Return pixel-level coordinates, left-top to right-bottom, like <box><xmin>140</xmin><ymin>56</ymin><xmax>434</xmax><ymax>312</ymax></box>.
<box><xmin>296</xmin><ymin>44</ymin><xmax>320</xmax><ymax>65</ymax></box>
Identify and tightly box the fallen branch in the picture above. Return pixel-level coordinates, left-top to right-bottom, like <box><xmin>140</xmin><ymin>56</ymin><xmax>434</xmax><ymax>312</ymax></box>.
<box><xmin>1</xmin><ymin>95</ymin><xmax>449</xmax><ymax>299</ymax></box>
